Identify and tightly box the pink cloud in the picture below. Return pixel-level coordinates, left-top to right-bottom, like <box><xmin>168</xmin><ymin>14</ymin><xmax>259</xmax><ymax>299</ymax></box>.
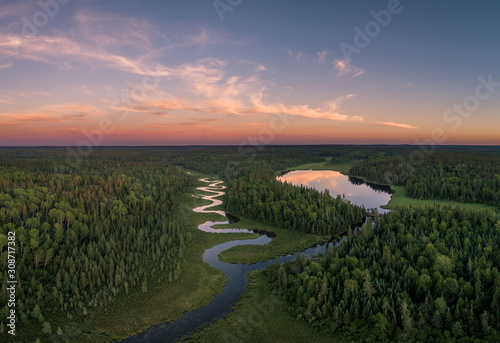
<box><xmin>0</xmin><ymin>103</ymin><xmax>102</xmax><ymax>125</ymax></box>
<box><xmin>375</xmin><ymin>121</ymin><xmax>419</xmax><ymax>130</ymax></box>
<box><xmin>106</xmin><ymin>59</ymin><xmax>363</xmax><ymax>122</ymax></box>
<box><xmin>333</xmin><ymin>59</ymin><xmax>364</xmax><ymax>78</ymax></box>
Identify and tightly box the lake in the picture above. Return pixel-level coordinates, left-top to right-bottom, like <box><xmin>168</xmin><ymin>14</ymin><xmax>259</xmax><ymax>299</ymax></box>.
<box><xmin>277</xmin><ymin>170</ymin><xmax>393</xmax><ymax>213</ymax></box>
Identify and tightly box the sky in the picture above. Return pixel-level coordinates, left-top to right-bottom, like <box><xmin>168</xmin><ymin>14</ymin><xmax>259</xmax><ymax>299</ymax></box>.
<box><xmin>0</xmin><ymin>0</ymin><xmax>499</xmax><ymax>146</ymax></box>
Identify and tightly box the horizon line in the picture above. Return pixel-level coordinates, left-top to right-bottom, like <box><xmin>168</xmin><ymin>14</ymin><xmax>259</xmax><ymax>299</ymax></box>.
<box><xmin>1</xmin><ymin>144</ymin><xmax>500</xmax><ymax>148</ymax></box>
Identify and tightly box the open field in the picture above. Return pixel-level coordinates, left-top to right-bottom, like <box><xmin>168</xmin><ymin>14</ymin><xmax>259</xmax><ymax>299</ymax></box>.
<box><xmin>186</xmin><ymin>271</ymin><xmax>341</xmax><ymax>343</ymax></box>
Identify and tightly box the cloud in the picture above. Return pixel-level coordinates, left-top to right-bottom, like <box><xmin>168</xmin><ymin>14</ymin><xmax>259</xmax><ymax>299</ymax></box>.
<box><xmin>0</xmin><ymin>21</ymin><xmax>239</xmax><ymax>77</ymax></box>
<box><xmin>0</xmin><ymin>63</ymin><xmax>12</xmax><ymax>70</ymax></box>
<box><xmin>0</xmin><ymin>33</ymin><xmax>165</xmax><ymax>75</ymax></box>
<box><xmin>1</xmin><ymin>13</ymin><xmax>365</xmax><ymax>128</ymax></box>
<box><xmin>113</xmin><ymin>94</ymin><xmax>198</xmax><ymax>117</ymax></box>
<box><xmin>74</xmin><ymin>10</ymin><xmax>154</xmax><ymax>50</ymax></box>
<box><xmin>375</xmin><ymin>121</ymin><xmax>419</xmax><ymax>130</ymax></box>
<box><xmin>314</xmin><ymin>51</ymin><xmax>329</xmax><ymax>66</ymax></box>
<box><xmin>284</xmin><ymin>47</ymin><xmax>309</xmax><ymax>63</ymax></box>
<box><xmin>247</xmin><ymin>92</ymin><xmax>362</xmax><ymax>121</ymax></box>
<box><xmin>333</xmin><ymin>59</ymin><xmax>364</xmax><ymax>78</ymax></box>
<box><xmin>77</xmin><ymin>85</ymin><xmax>97</xmax><ymax>96</ymax></box>
<box><xmin>239</xmin><ymin>60</ymin><xmax>266</xmax><ymax>72</ymax></box>
<box><xmin>0</xmin><ymin>97</ymin><xmax>16</xmax><ymax>105</ymax></box>
<box><xmin>43</xmin><ymin>103</ymin><xmax>100</xmax><ymax>117</ymax></box>
<box><xmin>108</xmin><ymin>58</ymin><xmax>363</xmax><ymax>122</ymax></box>
<box><xmin>0</xmin><ymin>121</ymin><xmax>21</xmax><ymax>127</ymax></box>
<box><xmin>284</xmin><ymin>49</ymin><xmax>363</xmax><ymax>79</ymax></box>
<box><xmin>0</xmin><ymin>103</ymin><xmax>102</xmax><ymax>124</ymax></box>
<box><xmin>0</xmin><ymin>89</ymin><xmax>50</xmax><ymax>105</ymax></box>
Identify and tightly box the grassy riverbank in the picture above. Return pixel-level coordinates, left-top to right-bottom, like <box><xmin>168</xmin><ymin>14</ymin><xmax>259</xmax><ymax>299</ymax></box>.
<box><xmin>216</xmin><ymin>217</ymin><xmax>328</xmax><ymax>264</ymax></box>
<box><xmin>186</xmin><ymin>271</ymin><xmax>341</xmax><ymax>343</ymax></box>
<box><xmin>63</xmin><ymin>172</ymin><xmax>258</xmax><ymax>342</ymax></box>
<box><xmin>383</xmin><ymin>185</ymin><xmax>497</xmax><ymax>212</ymax></box>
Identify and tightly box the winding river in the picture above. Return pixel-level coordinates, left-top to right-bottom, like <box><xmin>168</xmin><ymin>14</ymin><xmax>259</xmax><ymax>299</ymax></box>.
<box><xmin>123</xmin><ymin>174</ymin><xmax>390</xmax><ymax>342</ymax></box>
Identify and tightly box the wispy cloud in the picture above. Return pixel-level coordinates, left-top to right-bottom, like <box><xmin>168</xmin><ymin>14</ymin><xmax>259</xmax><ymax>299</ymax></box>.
<box><xmin>77</xmin><ymin>85</ymin><xmax>97</xmax><ymax>97</ymax></box>
<box><xmin>314</xmin><ymin>51</ymin><xmax>329</xmax><ymax>66</ymax></box>
<box><xmin>284</xmin><ymin>47</ymin><xmax>309</xmax><ymax>63</ymax></box>
<box><xmin>375</xmin><ymin>121</ymin><xmax>419</xmax><ymax>130</ymax></box>
<box><xmin>0</xmin><ymin>103</ymin><xmax>102</xmax><ymax>124</ymax></box>
<box><xmin>246</xmin><ymin>91</ymin><xmax>362</xmax><ymax>121</ymax></box>
<box><xmin>0</xmin><ymin>89</ymin><xmax>50</xmax><ymax>105</ymax></box>
<box><xmin>239</xmin><ymin>60</ymin><xmax>267</xmax><ymax>72</ymax></box>
<box><xmin>0</xmin><ymin>121</ymin><xmax>21</xmax><ymax>127</ymax></box>
<box><xmin>74</xmin><ymin>10</ymin><xmax>155</xmax><ymax>50</ymax></box>
<box><xmin>106</xmin><ymin>58</ymin><xmax>363</xmax><ymax>122</ymax></box>
<box><xmin>0</xmin><ymin>97</ymin><xmax>16</xmax><ymax>105</ymax></box>
<box><xmin>0</xmin><ymin>33</ymin><xmax>164</xmax><ymax>75</ymax></box>
<box><xmin>0</xmin><ymin>18</ymin><xmax>241</xmax><ymax>77</ymax></box>
<box><xmin>284</xmin><ymin>49</ymin><xmax>364</xmax><ymax>79</ymax></box>
<box><xmin>0</xmin><ymin>12</ymin><xmax>367</xmax><ymax>135</ymax></box>
<box><xmin>333</xmin><ymin>59</ymin><xmax>364</xmax><ymax>78</ymax></box>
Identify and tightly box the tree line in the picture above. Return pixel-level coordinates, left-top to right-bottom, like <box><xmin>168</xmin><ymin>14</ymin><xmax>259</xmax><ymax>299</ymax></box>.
<box><xmin>349</xmin><ymin>152</ymin><xmax>500</xmax><ymax>208</ymax></box>
<box><xmin>265</xmin><ymin>206</ymin><xmax>500</xmax><ymax>342</ymax></box>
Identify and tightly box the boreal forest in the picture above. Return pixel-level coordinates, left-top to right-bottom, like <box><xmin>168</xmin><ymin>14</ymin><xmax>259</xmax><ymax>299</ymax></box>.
<box><xmin>0</xmin><ymin>146</ymin><xmax>499</xmax><ymax>343</ymax></box>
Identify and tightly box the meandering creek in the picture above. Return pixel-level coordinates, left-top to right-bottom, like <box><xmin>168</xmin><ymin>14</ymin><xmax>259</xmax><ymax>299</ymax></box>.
<box><xmin>123</xmin><ymin>173</ymin><xmax>392</xmax><ymax>342</ymax></box>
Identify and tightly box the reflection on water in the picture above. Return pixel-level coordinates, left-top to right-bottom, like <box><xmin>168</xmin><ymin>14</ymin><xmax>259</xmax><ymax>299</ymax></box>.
<box><xmin>122</xmin><ymin>176</ymin><xmax>382</xmax><ymax>343</ymax></box>
<box><xmin>278</xmin><ymin>170</ymin><xmax>393</xmax><ymax>214</ymax></box>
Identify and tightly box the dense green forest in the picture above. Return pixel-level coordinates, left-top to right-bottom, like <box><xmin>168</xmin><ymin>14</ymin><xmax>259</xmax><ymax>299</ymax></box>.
<box><xmin>165</xmin><ymin>146</ymin><xmax>324</xmax><ymax>180</ymax></box>
<box><xmin>1</xmin><ymin>146</ymin><xmax>500</xmax><ymax>342</ymax></box>
<box><xmin>225</xmin><ymin>176</ymin><xmax>365</xmax><ymax>236</ymax></box>
<box><xmin>0</xmin><ymin>147</ymin><xmax>337</xmax><ymax>341</ymax></box>
<box><xmin>349</xmin><ymin>152</ymin><xmax>500</xmax><ymax>208</ymax></box>
<box><xmin>0</xmin><ymin>150</ymin><xmax>190</xmax><ymax>339</ymax></box>
<box><xmin>265</xmin><ymin>206</ymin><xmax>500</xmax><ymax>342</ymax></box>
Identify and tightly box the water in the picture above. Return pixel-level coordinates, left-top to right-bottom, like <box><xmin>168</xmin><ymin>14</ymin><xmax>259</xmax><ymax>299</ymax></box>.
<box><xmin>122</xmin><ymin>176</ymin><xmax>375</xmax><ymax>343</ymax></box>
<box><xmin>278</xmin><ymin>170</ymin><xmax>393</xmax><ymax>213</ymax></box>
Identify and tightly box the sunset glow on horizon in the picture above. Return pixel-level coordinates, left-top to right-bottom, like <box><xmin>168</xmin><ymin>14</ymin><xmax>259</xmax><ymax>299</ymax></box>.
<box><xmin>1</xmin><ymin>0</ymin><xmax>499</xmax><ymax>146</ymax></box>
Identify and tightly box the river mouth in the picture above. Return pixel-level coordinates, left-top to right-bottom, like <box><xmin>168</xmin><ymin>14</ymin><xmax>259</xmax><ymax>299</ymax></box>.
<box><xmin>122</xmin><ymin>177</ymin><xmax>369</xmax><ymax>343</ymax></box>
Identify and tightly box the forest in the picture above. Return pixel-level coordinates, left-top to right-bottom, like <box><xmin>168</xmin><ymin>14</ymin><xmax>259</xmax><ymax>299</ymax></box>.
<box><xmin>265</xmin><ymin>206</ymin><xmax>500</xmax><ymax>342</ymax></box>
<box><xmin>0</xmin><ymin>146</ymin><xmax>499</xmax><ymax>342</ymax></box>
<box><xmin>0</xmin><ymin>149</ymin><xmax>191</xmax><ymax>339</ymax></box>
<box><xmin>225</xmin><ymin>172</ymin><xmax>365</xmax><ymax>236</ymax></box>
<box><xmin>349</xmin><ymin>151</ymin><xmax>500</xmax><ymax>208</ymax></box>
